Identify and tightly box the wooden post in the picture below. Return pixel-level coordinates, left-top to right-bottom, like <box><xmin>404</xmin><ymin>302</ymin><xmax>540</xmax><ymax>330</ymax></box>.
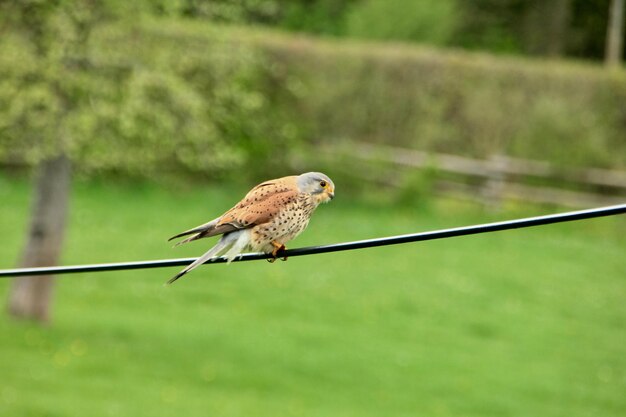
<box><xmin>7</xmin><ymin>154</ymin><xmax>71</xmax><ymax>323</ymax></box>
<box><xmin>482</xmin><ymin>155</ymin><xmax>508</xmax><ymax>212</ymax></box>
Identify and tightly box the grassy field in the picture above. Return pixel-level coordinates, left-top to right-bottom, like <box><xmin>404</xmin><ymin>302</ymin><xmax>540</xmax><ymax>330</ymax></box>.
<box><xmin>0</xmin><ymin>173</ymin><xmax>625</xmax><ymax>417</ymax></box>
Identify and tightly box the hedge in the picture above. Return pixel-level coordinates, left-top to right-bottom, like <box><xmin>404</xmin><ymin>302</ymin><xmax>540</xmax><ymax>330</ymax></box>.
<box><xmin>2</xmin><ymin>19</ymin><xmax>625</xmax><ymax>182</ymax></box>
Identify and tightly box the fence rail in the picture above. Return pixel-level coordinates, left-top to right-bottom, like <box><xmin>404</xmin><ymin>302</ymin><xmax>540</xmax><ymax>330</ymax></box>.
<box><xmin>340</xmin><ymin>143</ymin><xmax>626</xmax><ymax>208</ymax></box>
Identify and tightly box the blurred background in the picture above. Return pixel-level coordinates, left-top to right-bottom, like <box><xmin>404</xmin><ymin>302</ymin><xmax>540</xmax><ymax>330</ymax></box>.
<box><xmin>1</xmin><ymin>0</ymin><xmax>625</xmax><ymax>416</ymax></box>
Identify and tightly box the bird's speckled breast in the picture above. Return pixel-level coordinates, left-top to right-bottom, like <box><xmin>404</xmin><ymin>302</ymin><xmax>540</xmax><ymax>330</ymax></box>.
<box><xmin>249</xmin><ymin>193</ymin><xmax>317</xmax><ymax>252</ymax></box>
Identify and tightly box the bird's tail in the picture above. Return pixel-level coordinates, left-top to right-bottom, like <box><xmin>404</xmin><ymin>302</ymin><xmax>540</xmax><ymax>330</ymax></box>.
<box><xmin>222</xmin><ymin>230</ymin><xmax>252</xmax><ymax>263</ymax></box>
<box><xmin>166</xmin><ymin>230</ymin><xmax>250</xmax><ymax>285</ymax></box>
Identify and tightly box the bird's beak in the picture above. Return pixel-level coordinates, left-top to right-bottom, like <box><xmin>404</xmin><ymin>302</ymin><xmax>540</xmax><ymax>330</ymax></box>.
<box><xmin>328</xmin><ymin>187</ymin><xmax>335</xmax><ymax>200</ymax></box>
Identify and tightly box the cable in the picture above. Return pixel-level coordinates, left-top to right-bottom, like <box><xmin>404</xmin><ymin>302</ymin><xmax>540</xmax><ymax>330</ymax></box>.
<box><xmin>0</xmin><ymin>203</ymin><xmax>624</xmax><ymax>278</ymax></box>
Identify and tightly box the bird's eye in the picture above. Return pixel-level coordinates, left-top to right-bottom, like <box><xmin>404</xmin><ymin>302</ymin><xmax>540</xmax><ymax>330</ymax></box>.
<box><xmin>320</xmin><ymin>181</ymin><xmax>327</xmax><ymax>187</ymax></box>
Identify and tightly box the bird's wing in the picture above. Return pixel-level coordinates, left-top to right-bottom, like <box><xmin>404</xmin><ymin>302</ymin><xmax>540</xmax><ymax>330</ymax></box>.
<box><xmin>168</xmin><ymin>176</ymin><xmax>298</xmax><ymax>245</ymax></box>
<box><xmin>241</xmin><ymin>176</ymin><xmax>297</xmax><ymax>201</ymax></box>
<box><xmin>217</xmin><ymin>176</ymin><xmax>299</xmax><ymax>229</ymax></box>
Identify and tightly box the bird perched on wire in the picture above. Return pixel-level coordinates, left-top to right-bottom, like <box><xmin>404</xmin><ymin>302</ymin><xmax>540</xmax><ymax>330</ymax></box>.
<box><xmin>166</xmin><ymin>172</ymin><xmax>335</xmax><ymax>284</ymax></box>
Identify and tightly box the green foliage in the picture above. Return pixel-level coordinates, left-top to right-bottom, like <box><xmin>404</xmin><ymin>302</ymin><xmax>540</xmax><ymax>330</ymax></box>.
<box><xmin>183</xmin><ymin>0</ymin><xmax>281</xmax><ymax>23</ymax></box>
<box><xmin>282</xmin><ymin>0</ymin><xmax>615</xmax><ymax>61</ymax></box>
<box><xmin>2</xmin><ymin>18</ymin><xmax>625</xmax><ymax>182</ymax></box>
<box><xmin>1</xmin><ymin>176</ymin><xmax>625</xmax><ymax>416</ymax></box>
<box><xmin>0</xmin><ymin>12</ymin><xmax>303</xmax><ymax>180</ymax></box>
<box><xmin>453</xmin><ymin>0</ymin><xmax>526</xmax><ymax>53</ymax></box>
<box><xmin>257</xmin><ymin>32</ymin><xmax>626</xmax><ymax>169</ymax></box>
<box><xmin>345</xmin><ymin>0</ymin><xmax>458</xmax><ymax>45</ymax></box>
<box><xmin>154</xmin><ymin>0</ymin><xmax>614</xmax><ymax>62</ymax></box>
<box><xmin>0</xmin><ymin>0</ymin><xmax>130</xmax><ymax>164</ymax></box>
<box><xmin>278</xmin><ymin>0</ymin><xmax>357</xmax><ymax>35</ymax></box>
<box><xmin>392</xmin><ymin>167</ymin><xmax>437</xmax><ymax>209</ymax></box>
<box><xmin>72</xmin><ymin>68</ymin><xmax>239</xmax><ymax>178</ymax></box>
<box><xmin>92</xmin><ymin>20</ymin><xmax>304</xmax><ymax>179</ymax></box>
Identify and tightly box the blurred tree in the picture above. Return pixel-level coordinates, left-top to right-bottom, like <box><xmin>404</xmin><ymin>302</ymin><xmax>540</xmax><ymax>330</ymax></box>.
<box><xmin>522</xmin><ymin>0</ymin><xmax>572</xmax><ymax>56</ymax></box>
<box><xmin>0</xmin><ymin>0</ymin><xmax>111</xmax><ymax>323</ymax></box>
<box><xmin>345</xmin><ymin>0</ymin><xmax>458</xmax><ymax>45</ymax></box>
<box><xmin>605</xmin><ymin>0</ymin><xmax>624</xmax><ymax>66</ymax></box>
<box><xmin>457</xmin><ymin>0</ymin><xmax>619</xmax><ymax>60</ymax></box>
<box><xmin>0</xmin><ymin>0</ymin><xmax>239</xmax><ymax>322</ymax></box>
<box><xmin>101</xmin><ymin>0</ymin><xmax>618</xmax><ymax>63</ymax></box>
<box><xmin>278</xmin><ymin>0</ymin><xmax>357</xmax><ymax>35</ymax></box>
<box><xmin>7</xmin><ymin>155</ymin><xmax>71</xmax><ymax>322</ymax></box>
<box><xmin>1</xmin><ymin>1</ymin><xmax>299</xmax><ymax>323</ymax></box>
<box><xmin>562</xmin><ymin>1</ymin><xmax>599</xmax><ymax>58</ymax></box>
<box><xmin>175</xmin><ymin>0</ymin><xmax>281</xmax><ymax>23</ymax></box>
<box><xmin>454</xmin><ymin>0</ymin><xmax>524</xmax><ymax>53</ymax></box>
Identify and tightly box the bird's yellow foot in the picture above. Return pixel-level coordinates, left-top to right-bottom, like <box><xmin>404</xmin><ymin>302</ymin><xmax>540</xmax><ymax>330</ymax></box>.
<box><xmin>267</xmin><ymin>241</ymin><xmax>287</xmax><ymax>263</ymax></box>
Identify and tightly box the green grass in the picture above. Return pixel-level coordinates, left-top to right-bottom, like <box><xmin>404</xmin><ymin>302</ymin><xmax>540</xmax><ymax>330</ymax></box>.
<box><xmin>1</xmin><ymin>173</ymin><xmax>625</xmax><ymax>417</ymax></box>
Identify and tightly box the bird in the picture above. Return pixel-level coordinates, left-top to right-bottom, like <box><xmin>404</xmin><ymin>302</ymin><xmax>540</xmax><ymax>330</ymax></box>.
<box><xmin>166</xmin><ymin>172</ymin><xmax>335</xmax><ymax>284</ymax></box>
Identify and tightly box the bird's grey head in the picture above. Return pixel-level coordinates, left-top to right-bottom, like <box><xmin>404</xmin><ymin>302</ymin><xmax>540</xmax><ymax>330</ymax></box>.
<box><xmin>296</xmin><ymin>172</ymin><xmax>335</xmax><ymax>203</ymax></box>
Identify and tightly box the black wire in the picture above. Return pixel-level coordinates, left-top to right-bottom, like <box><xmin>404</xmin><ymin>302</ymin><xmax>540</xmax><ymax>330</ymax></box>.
<box><xmin>1</xmin><ymin>203</ymin><xmax>624</xmax><ymax>278</ymax></box>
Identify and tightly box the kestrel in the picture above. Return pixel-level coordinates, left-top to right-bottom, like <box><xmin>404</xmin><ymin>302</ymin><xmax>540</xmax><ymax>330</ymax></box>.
<box><xmin>166</xmin><ymin>172</ymin><xmax>335</xmax><ymax>284</ymax></box>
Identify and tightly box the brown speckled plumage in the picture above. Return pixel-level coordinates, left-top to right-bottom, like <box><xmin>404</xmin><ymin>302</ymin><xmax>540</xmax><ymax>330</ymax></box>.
<box><xmin>167</xmin><ymin>172</ymin><xmax>335</xmax><ymax>284</ymax></box>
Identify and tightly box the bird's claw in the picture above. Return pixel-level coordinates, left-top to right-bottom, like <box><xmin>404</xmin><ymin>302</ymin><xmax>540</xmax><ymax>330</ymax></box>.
<box><xmin>266</xmin><ymin>255</ymin><xmax>287</xmax><ymax>263</ymax></box>
<box><xmin>268</xmin><ymin>242</ymin><xmax>287</xmax><ymax>263</ymax></box>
